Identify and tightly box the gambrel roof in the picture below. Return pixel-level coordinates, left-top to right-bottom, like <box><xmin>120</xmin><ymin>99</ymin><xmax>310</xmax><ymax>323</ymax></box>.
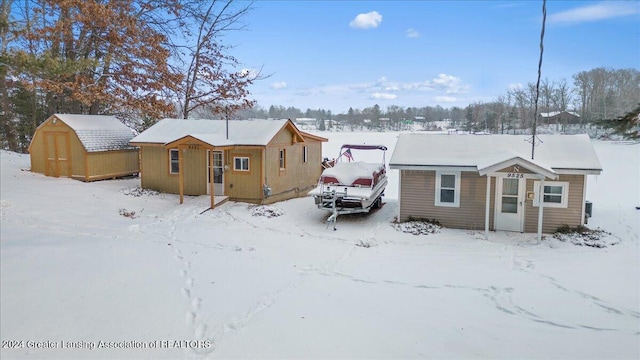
<box><xmin>389</xmin><ymin>134</ymin><xmax>602</xmax><ymax>175</ymax></box>
<box><xmin>49</xmin><ymin>114</ymin><xmax>136</xmax><ymax>152</ymax></box>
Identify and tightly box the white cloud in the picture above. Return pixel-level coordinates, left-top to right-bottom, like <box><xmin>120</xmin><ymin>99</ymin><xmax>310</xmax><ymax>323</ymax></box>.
<box><xmin>371</xmin><ymin>93</ymin><xmax>397</xmax><ymax>100</ymax></box>
<box><xmin>239</xmin><ymin>68</ymin><xmax>259</xmax><ymax>78</ymax></box>
<box><xmin>548</xmin><ymin>1</ymin><xmax>638</xmax><ymax>24</ymax></box>
<box><xmin>270</xmin><ymin>81</ymin><xmax>287</xmax><ymax>90</ymax></box>
<box><xmin>406</xmin><ymin>28</ymin><xmax>420</xmax><ymax>38</ymax></box>
<box><xmin>430</xmin><ymin>74</ymin><xmax>470</xmax><ymax>94</ymax></box>
<box><xmin>434</xmin><ymin>96</ymin><xmax>457</xmax><ymax>103</ymax></box>
<box><xmin>349</xmin><ymin>11</ymin><xmax>382</xmax><ymax>29</ymax></box>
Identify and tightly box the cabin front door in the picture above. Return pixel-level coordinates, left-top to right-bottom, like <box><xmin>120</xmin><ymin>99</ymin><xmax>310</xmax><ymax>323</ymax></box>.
<box><xmin>207</xmin><ymin>150</ymin><xmax>224</xmax><ymax>195</ymax></box>
<box><xmin>495</xmin><ymin>177</ymin><xmax>525</xmax><ymax>232</ymax></box>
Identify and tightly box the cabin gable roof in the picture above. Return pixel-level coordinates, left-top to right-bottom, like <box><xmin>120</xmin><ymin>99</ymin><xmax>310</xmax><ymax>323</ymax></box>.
<box><xmin>390</xmin><ymin>134</ymin><xmax>602</xmax><ymax>175</ymax></box>
<box><xmin>130</xmin><ymin>118</ymin><xmax>319</xmax><ymax>147</ymax></box>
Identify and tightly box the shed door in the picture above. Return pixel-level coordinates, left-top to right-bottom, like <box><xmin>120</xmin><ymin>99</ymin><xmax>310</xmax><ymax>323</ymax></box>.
<box><xmin>44</xmin><ymin>132</ymin><xmax>70</xmax><ymax>177</ymax></box>
<box><xmin>495</xmin><ymin>177</ymin><xmax>525</xmax><ymax>232</ymax></box>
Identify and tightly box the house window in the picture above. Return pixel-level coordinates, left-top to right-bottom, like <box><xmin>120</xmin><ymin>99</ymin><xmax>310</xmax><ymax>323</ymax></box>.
<box><xmin>279</xmin><ymin>149</ymin><xmax>286</xmax><ymax>169</ymax></box>
<box><xmin>234</xmin><ymin>156</ymin><xmax>249</xmax><ymax>171</ymax></box>
<box><xmin>435</xmin><ymin>171</ymin><xmax>460</xmax><ymax>207</ymax></box>
<box><xmin>533</xmin><ymin>181</ymin><xmax>569</xmax><ymax>208</ymax></box>
<box><xmin>169</xmin><ymin>149</ymin><xmax>179</xmax><ymax>174</ymax></box>
<box><xmin>303</xmin><ymin>146</ymin><xmax>308</xmax><ymax>163</ymax></box>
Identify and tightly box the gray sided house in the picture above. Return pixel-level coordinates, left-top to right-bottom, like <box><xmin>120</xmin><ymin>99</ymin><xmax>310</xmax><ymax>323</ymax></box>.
<box><xmin>130</xmin><ymin>118</ymin><xmax>327</xmax><ymax>208</ymax></box>
<box><xmin>29</xmin><ymin>114</ymin><xmax>139</xmax><ymax>181</ymax></box>
<box><xmin>389</xmin><ymin>134</ymin><xmax>602</xmax><ymax>238</ymax></box>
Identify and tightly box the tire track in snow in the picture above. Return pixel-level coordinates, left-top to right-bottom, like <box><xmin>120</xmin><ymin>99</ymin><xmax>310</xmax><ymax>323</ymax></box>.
<box><xmin>505</xmin><ymin>251</ymin><xmax>640</xmax><ymax>329</ymax></box>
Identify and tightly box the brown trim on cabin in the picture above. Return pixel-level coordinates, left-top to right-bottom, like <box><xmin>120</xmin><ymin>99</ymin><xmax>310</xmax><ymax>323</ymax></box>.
<box><xmin>84</xmin><ymin>149</ymin><xmax>89</xmax><ymax>181</ymax></box>
<box><xmin>299</xmin><ymin>131</ymin><xmax>328</xmax><ymax>142</ymax></box>
<box><xmin>85</xmin><ymin>148</ymin><xmax>139</xmax><ymax>154</ymax></box>
<box><xmin>129</xmin><ymin>142</ymin><xmax>165</xmax><ymax>147</ymax></box>
<box><xmin>72</xmin><ymin>170</ymin><xmax>138</xmax><ymax>182</ymax></box>
<box><xmin>261</xmin><ymin>148</ymin><xmax>266</xmax><ymax>192</ymax></box>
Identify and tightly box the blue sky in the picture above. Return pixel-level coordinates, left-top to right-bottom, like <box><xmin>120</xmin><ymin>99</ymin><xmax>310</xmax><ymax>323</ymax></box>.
<box><xmin>224</xmin><ymin>1</ymin><xmax>639</xmax><ymax>113</ymax></box>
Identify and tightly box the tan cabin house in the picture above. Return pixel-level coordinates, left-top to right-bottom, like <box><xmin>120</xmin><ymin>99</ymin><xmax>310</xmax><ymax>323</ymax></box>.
<box><xmin>129</xmin><ymin>118</ymin><xmax>327</xmax><ymax>208</ymax></box>
<box><xmin>28</xmin><ymin>114</ymin><xmax>139</xmax><ymax>181</ymax></box>
<box><xmin>389</xmin><ymin>134</ymin><xmax>602</xmax><ymax>240</ymax></box>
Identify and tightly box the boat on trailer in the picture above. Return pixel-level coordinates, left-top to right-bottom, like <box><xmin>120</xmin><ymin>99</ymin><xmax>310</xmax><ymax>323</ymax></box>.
<box><xmin>309</xmin><ymin>144</ymin><xmax>388</xmax><ymax>229</ymax></box>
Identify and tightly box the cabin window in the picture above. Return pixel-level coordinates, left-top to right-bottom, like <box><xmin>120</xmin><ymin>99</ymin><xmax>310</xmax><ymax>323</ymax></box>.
<box><xmin>303</xmin><ymin>146</ymin><xmax>308</xmax><ymax>163</ymax></box>
<box><xmin>279</xmin><ymin>149</ymin><xmax>286</xmax><ymax>169</ymax></box>
<box><xmin>435</xmin><ymin>171</ymin><xmax>460</xmax><ymax>207</ymax></box>
<box><xmin>234</xmin><ymin>156</ymin><xmax>249</xmax><ymax>171</ymax></box>
<box><xmin>533</xmin><ymin>181</ymin><xmax>569</xmax><ymax>208</ymax></box>
<box><xmin>169</xmin><ymin>149</ymin><xmax>179</xmax><ymax>174</ymax></box>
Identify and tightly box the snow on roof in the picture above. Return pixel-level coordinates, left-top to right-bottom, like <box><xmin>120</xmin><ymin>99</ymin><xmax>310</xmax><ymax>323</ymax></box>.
<box><xmin>389</xmin><ymin>134</ymin><xmax>602</xmax><ymax>174</ymax></box>
<box><xmin>130</xmin><ymin>118</ymin><xmax>291</xmax><ymax>146</ymax></box>
<box><xmin>53</xmin><ymin>114</ymin><xmax>135</xmax><ymax>152</ymax></box>
<box><xmin>540</xmin><ymin>111</ymin><xmax>580</xmax><ymax>118</ymax></box>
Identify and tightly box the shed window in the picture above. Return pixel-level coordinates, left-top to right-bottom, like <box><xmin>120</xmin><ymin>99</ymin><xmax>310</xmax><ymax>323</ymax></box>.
<box><xmin>435</xmin><ymin>171</ymin><xmax>460</xmax><ymax>207</ymax></box>
<box><xmin>533</xmin><ymin>181</ymin><xmax>569</xmax><ymax>208</ymax></box>
<box><xmin>279</xmin><ymin>149</ymin><xmax>286</xmax><ymax>169</ymax></box>
<box><xmin>169</xmin><ymin>149</ymin><xmax>179</xmax><ymax>174</ymax></box>
<box><xmin>234</xmin><ymin>157</ymin><xmax>249</xmax><ymax>171</ymax></box>
<box><xmin>303</xmin><ymin>146</ymin><xmax>308</xmax><ymax>163</ymax></box>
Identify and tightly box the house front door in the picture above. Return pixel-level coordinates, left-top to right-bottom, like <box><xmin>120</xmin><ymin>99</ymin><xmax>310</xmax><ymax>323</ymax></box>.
<box><xmin>495</xmin><ymin>177</ymin><xmax>525</xmax><ymax>232</ymax></box>
<box><xmin>207</xmin><ymin>150</ymin><xmax>224</xmax><ymax>195</ymax></box>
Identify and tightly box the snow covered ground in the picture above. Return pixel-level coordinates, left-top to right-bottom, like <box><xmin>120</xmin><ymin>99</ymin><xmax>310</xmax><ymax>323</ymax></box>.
<box><xmin>1</xmin><ymin>132</ymin><xmax>638</xmax><ymax>359</ymax></box>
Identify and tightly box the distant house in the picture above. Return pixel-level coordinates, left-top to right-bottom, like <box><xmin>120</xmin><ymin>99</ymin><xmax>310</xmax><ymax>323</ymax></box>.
<box><xmin>539</xmin><ymin>111</ymin><xmax>580</xmax><ymax>125</ymax></box>
<box><xmin>28</xmin><ymin>114</ymin><xmax>139</xmax><ymax>181</ymax></box>
<box><xmin>389</xmin><ymin>134</ymin><xmax>602</xmax><ymax>239</ymax></box>
<box><xmin>295</xmin><ymin>118</ymin><xmax>317</xmax><ymax>128</ymax></box>
<box><xmin>129</xmin><ymin>118</ymin><xmax>327</xmax><ymax>208</ymax></box>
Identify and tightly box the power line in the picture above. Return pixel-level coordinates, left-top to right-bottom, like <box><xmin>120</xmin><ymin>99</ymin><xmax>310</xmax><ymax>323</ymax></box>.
<box><xmin>530</xmin><ymin>0</ymin><xmax>546</xmax><ymax>160</ymax></box>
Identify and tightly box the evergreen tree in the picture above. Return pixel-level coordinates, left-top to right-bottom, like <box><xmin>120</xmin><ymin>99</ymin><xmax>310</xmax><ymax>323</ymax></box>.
<box><xmin>601</xmin><ymin>104</ymin><xmax>640</xmax><ymax>140</ymax></box>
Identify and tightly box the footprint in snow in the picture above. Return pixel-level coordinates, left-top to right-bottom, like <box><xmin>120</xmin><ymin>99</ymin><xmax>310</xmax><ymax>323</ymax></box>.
<box><xmin>195</xmin><ymin>324</ymin><xmax>207</xmax><ymax>339</ymax></box>
<box><xmin>186</xmin><ymin>311</ymin><xmax>196</xmax><ymax>325</ymax></box>
<box><xmin>181</xmin><ymin>287</ymin><xmax>191</xmax><ymax>299</ymax></box>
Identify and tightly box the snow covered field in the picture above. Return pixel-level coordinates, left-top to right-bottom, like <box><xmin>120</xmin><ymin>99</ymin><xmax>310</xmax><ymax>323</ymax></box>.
<box><xmin>1</xmin><ymin>131</ymin><xmax>638</xmax><ymax>359</ymax></box>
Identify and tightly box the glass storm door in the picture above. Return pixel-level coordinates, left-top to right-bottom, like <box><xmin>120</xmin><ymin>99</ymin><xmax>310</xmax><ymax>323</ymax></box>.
<box><xmin>495</xmin><ymin>177</ymin><xmax>524</xmax><ymax>232</ymax></box>
<box><xmin>207</xmin><ymin>151</ymin><xmax>224</xmax><ymax>195</ymax></box>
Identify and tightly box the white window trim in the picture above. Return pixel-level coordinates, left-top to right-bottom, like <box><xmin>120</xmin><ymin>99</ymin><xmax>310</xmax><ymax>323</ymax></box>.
<box><xmin>533</xmin><ymin>181</ymin><xmax>569</xmax><ymax>208</ymax></box>
<box><xmin>234</xmin><ymin>156</ymin><xmax>250</xmax><ymax>171</ymax></box>
<box><xmin>169</xmin><ymin>149</ymin><xmax>179</xmax><ymax>174</ymax></box>
<box><xmin>435</xmin><ymin>170</ymin><xmax>461</xmax><ymax>207</ymax></box>
<box><xmin>279</xmin><ymin>149</ymin><xmax>286</xmax><ymax>170</ymax></box>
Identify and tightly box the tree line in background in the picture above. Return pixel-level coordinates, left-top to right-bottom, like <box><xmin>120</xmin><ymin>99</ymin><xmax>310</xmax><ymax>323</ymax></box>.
<box><xmin>1</xmin><ymin>0</ymin><xmax>257</xmax><ymax>152</ymax></box>
<box><xmin>1</xmin><ymin>0</ymin><xmax>638</xmax><ymax>154</ymax></box>
<box><xmin>238</xmin><ymin>67</ymin><xmax>638</xmax><ymax>136</ymax></box>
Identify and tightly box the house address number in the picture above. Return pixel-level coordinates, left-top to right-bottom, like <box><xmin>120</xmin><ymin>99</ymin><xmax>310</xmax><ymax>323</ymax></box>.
<box><xmin>507</xmin><ymin>173</ymin><xmax>524</xmax><ymax>178</ymax></box>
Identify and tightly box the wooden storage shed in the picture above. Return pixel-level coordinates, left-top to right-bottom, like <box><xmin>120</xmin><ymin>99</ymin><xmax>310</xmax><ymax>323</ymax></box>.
<box><xmin>29</xmin><ymin>114</ymin><xmax>139</xmax><ymax>181</ymax></box>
